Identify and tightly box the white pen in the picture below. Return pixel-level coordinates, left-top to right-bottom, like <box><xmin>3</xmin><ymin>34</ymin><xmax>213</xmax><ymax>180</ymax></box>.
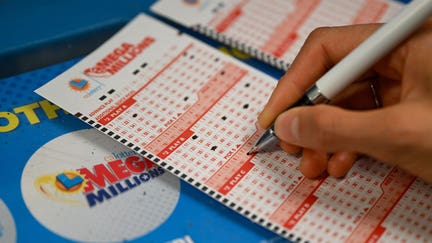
<box><xmin>248</xmin><ymin>0</ymin><xmax>432</xmax><ymax>155</ymax></box>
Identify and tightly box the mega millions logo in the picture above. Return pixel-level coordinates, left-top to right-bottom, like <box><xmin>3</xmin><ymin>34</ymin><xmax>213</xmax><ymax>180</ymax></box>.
<box><xmin>21</xmin><ymin>129</ymin><xmax>180</xmax><ymax>242</ymax></box>
<box><xmin>68</xmin><ymin>78</ymin><xmax>90</xmax><ymax>92</ymax></box>
<box><xmin>83</xmin><ymin>37</ymin><xmax>155</xmax><ymax>78</ymax></box>
<box><xmin>34</xmin><ymin>151</ymin><xmax>163</xmax><ymax>208</ymax></box>
<box><xmin>35</xmin><ymin>170</ymin><xmax>85</xmax><ymax>205</ymax></box>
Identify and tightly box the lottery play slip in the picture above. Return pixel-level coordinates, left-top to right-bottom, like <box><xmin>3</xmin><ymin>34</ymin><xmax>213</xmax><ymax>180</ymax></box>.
<box><xmin>151</xmin><ymin>0</ymin><xmax>403</xmax><ymax>70</ymax></box>
<box><xmin>36</xmin><ymin>14</ymin><xmax>432</xmax><ymax>242</ymax></box>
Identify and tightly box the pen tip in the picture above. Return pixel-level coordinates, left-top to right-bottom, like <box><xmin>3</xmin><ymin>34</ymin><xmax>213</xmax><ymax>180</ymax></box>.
<box><xmin>247</xmin><ymin>146</ymin><xmax>259</xmax><ymax>155</ymax></box>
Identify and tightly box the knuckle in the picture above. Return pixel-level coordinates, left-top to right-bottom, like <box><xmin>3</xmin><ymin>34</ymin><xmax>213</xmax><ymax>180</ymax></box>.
<box><xmin>307</xmin><ymin>27</ymin><xmax>332</xmax><ymax>42</ymax></box>
<box><xmin>299</xmin><ymin>27</ymin><xmax>333</xmax><ymax>54</ymax></box>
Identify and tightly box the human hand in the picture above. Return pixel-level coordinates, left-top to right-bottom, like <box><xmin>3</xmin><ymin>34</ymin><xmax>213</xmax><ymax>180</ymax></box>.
<box><xmin>258</xmin><ymin>19</ymin><xmax>432</xmax><ymax>183</ymax></box>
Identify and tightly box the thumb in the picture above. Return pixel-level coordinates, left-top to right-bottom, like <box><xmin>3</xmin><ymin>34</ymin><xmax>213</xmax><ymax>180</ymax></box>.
<box><xmin>274</xmin><ymin>104</ymin><xmax>398</xmax><ymax>156</ymax></box>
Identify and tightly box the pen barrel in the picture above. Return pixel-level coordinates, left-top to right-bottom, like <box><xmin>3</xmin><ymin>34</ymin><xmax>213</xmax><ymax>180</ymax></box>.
<box><xmin>315</xmin><ymin>0</ymin><xmax>432</xmax><ymax>99</ymax></box>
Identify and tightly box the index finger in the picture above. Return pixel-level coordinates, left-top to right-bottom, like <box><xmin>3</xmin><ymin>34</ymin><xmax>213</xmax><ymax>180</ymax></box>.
<box><xmin>258</xmin><ymin>24</ymin><xmax>381</xmax><ymax>129</ymax></box>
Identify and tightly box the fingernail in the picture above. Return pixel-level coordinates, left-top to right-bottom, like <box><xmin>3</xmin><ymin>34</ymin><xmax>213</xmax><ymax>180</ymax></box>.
<box><xmin>275</xmin><ymin>113</ymin><xmax>300</xmax><ymax>143</ymax></box>
<box><xmin>257</xmin><ymin>109</ymin><xmax>271</xmax><ymax>129</ymax></box>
